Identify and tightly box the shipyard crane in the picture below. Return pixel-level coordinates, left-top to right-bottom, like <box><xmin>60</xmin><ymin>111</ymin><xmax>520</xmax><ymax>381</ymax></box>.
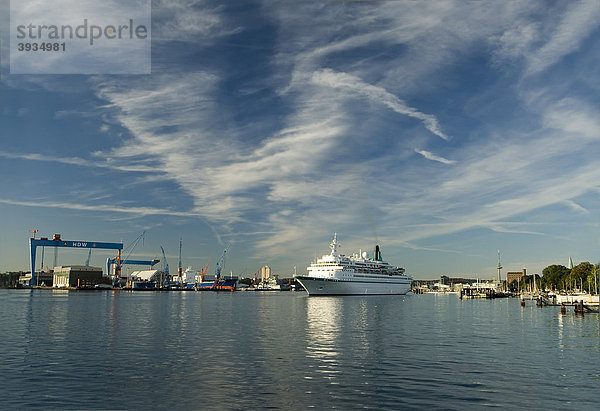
<box><xmin>160</xmin><ymin>245</ymin><xmax>170</xmax><ymax>288</ymax></box>
<box><xmin>160</xmin><ymin>246</ymin><xmax>170</xmax><ymax>276</ymax></box>
<box><xmin>122</xmin><ymin>231</ymin><xmax>146</xmax><ymax>263</ymax></box>
<box><xmin>105</xmin><ymin>231</ymin><xmax>160</xmax><ymax>283</ymax></box>
<box><xmin>215</xmin><ymin>244</ymin><xmax>230</xmax><ymax>280</ymax></box>
<box><xmin>29</xmin><ymin>233</ymin><xmax>122</xmax><ymax>286</ymax></box>
<box><xmin>212</xmin><ymin>244</ymin><xmax>236</xmax><ymax>291</ymax></box>
<box><xmin>85</xmin><ymin>249</ymin><xmax>92</xmax><ymax>266</ymax></box>
<box><xmin>199</xmin><ymin>261</ymin><xmax>210</xmax><ymax>282</ymax></box>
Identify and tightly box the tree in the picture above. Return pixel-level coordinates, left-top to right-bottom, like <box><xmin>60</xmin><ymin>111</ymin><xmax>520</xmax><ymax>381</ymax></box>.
<box><xmin>586</xmin><ymin>264</ymin><xmax>599</xmax><ymax>294</ymax></box>
<box><xmin>541</xmin><ymin>265</ymin><xmax>569</xmax><ymax>291</ymax></box>
<box><xmin>507</xmin><ymin>279</ymin><xmax>520</xmax><ymax>292</ymax></box>
<box><xmin>569</xmin><ymin>262</ymin><xmax>593</xmax><ymax>291</ymax></box>
<box><xmin>0</xmin><ymin>272</ymin><xmax>24</xmax><ymax>288</ymax></box>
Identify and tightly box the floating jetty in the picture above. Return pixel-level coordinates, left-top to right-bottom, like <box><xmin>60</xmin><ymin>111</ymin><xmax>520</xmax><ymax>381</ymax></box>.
<box><xmin>519</xmin><ymin>292</ymin><xmax>599</xmax><ymax>314</ymax></box>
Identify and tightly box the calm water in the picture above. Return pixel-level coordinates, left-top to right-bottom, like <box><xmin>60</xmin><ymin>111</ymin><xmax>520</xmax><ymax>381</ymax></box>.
<box><xmin>1</xmin><ymin>290</ymin><xmax>598</xmax><ymax>410</ymax></box>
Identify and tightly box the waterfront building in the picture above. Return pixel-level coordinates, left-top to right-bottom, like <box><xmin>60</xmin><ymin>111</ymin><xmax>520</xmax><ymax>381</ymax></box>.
<box><xmin>440</xmin><ymin>275</ymin><xmax>478</xmax><ymax>286</ymax></box>
<box><xmin>258</xmin><ymin>266</ymin><xmax>271</xmax><ymax>283</ymax></box>
<box><xmin>53</xmin><ymin>265</ymin><xmax>103</xmax><ymax>288</ymax></box>
<box><xmin>506</xmin><ymin>268</ymin><xmax>526</xmax><ymax>285</ymax></box>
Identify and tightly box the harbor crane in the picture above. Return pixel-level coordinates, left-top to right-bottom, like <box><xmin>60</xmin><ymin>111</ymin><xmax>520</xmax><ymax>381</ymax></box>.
<box><xmin>105</xmin><ymin>257</ymin><xmax>160</xmax><ymax>281</ymax></box>
<box><xmin>29</xmin><ymin>233</ymin><xmax>122</xmax><ymax>286</ymax></box>
<box><xmin>85</xmin><ymin>249</ymin><xmax>92</xmax><ymax>266</ymax></box>
<box><xmin>199</xmin><ymin>261</ymin><xmax>210</xmax><ymax>283</ymax></box>
<box><xmin>160</xmin><ymin>245</ymin><xmax>170</xmax><ymax>276</ymax></box>
<box><xmin>212</xmin><ymin>244</ymin><xmax>235</xmax><ymax>291</ymax></box>
<box><xmin>177</xmin><ymin>237</ymin><xmax>183</xmax><ymax>283</ymax></box>
<box><xmin>160</xmin><ymin>246</ymin><xmax>170</xmax><ymax>288</ymax></box>
<box><xmin>215</xmin><ymin>244</ymin><xmax>230</xmax><ymax>281</ymax></box>
<box><xmin>106</xmin><ymin>231</ymin><xmax>159</xmax><ymax>283</ymax></box>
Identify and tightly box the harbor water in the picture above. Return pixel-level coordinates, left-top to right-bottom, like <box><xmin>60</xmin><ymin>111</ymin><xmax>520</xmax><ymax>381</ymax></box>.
<box><xmin>1</xmin><ymin>290</ymin><xmax>598</xmax><ymax>409</ymax></box>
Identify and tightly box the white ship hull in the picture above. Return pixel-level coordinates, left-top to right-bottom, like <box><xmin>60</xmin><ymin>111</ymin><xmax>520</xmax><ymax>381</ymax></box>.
<box><xmin>295</xmin><ymin>276</ymin><xmax>411</xmax><ymax>296</ymax></box>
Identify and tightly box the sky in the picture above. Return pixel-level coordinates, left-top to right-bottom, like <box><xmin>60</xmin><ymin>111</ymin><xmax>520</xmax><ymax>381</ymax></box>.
<box><xmin>1</xmin><ymin>0</ymin><xmax>600</xmax><ymax>280</ymax></box>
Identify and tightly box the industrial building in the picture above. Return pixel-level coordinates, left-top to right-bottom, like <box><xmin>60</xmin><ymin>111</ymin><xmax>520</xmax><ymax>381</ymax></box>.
<box><xmin>129</xmin><ymin>270</ymin><xmax>162</xmax><ymax>283</ymax></box>
<box><xmin>53</xmin><ymin>265</ymin><xmax>103</xmax><ymax>288</ymax></box>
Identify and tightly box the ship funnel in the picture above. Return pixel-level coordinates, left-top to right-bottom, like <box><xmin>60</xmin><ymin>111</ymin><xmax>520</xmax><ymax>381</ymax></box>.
<box><xmin>374</xmin><ymin>245</ymin><xmax>382</xmax><ymax>261</ymax></box>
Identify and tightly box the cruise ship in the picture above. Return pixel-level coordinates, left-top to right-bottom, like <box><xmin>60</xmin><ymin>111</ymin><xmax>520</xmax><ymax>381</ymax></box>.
<box><xmin>295</xmin><ymin>234</ymin><xmax>413</xmax><ymax>295</ymax></box>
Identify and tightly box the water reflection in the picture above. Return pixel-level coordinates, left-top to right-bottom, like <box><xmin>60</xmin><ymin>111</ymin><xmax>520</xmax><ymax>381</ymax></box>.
<box><xmin>557</xmin><ymin>311</ymin><xmax>564</xmax><ymax>349</ymax></box>
<box><xmin>5</xmin><ymin>291</ymin><xmax>600</xmax><ymax>409</ymax></box>
<box><xmin>305</xmin><ymin>297</ymin><xmax>343</xmax><ymax>384</ymax></box>
<box><xmin>47</xmin><ymin>290</ymin><xmax>69</xmax><ymax>343</ymax></box>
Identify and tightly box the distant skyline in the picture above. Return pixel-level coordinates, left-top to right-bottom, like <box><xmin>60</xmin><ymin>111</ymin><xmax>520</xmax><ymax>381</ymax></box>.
<box><xmin>2</xmin><ymin>1</ymin><xmax>600</xmax><ymax>279</ymax></box>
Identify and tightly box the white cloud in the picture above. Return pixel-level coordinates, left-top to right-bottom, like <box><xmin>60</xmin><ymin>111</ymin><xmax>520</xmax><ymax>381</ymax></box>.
<box><xmin>0</xmin><ymin>150</ymin><xmax>161</xmax><ymax>173</ymax></box>
<box><xmin>562</xmin><ymin>200</ymin><xmax>589</xmax><ymax>215</ymax></box>
<box><xmin>6</xmin><ymin>1</ymin><xmax>598</xmax><ymax>277</ymax></box>
<box><xmin>312</xmin><ymin>69</ymin><xmax>450</xmax><ymax>140</ymax></box>
<box><xmin>0</xmin><ymin>198</ymin><xmax>202</xmax><ymax>217</ymax></box>
<box><xmin>85</xmin><ymin>1</ymin><xmax>600</xmax><ymax>267</ymax></box>
<box><xmin>415</xmin><ymin>149</ymin><xmax>456</xmax><ymax>165</ymax></box>
<box><xmin>152</xmin><ymin>0</ymin><xmax>242</xmax><ymax>41</ymax></box>
<box><xmin>525</xmin><ymin>0</ymin><xmax>600</xmax><ymax>76</ymax></box>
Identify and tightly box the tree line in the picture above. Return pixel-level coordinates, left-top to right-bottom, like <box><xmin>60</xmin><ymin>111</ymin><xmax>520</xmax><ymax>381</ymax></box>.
<box><xmin>507</xmin><ymin>262</ymin><xmax>599</xmax><ymax>293</ymax></box>
<box><xmin>0</xmin><ymin>272</ymin><xmax>25</xmax><ymax>288</ymax></box>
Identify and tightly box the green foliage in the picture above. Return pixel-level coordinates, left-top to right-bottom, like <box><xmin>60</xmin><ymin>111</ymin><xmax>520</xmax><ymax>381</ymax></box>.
<box><xmin>586</xmin><ymin>265</ymin><xmax>599</xmax><ymax>294</ymax></box>
<box><xmin>541</xmin><ymin>262</ymin><xmax>599</xmax><ymax>292</ymax></box>
<box><xmin>541</xmin><ymin>265</ymin><xmax>569</xmax><ymax>290</ymax></box>
<box><xmin>569</xmin><ymin>262</ymin><xmax>593</xmax><ymax>282</ymax></box>
<box><xmin>0</xmin><ymin>272</ymin><xmax>24</xmax><ymax>288</ymax></box>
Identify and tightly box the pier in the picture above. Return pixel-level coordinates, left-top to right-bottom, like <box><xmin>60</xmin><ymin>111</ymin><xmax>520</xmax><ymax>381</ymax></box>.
<box><xmin>519</xmin><ymin>292</ymin><xmax>600</xmax><ymax>314</ymax></box>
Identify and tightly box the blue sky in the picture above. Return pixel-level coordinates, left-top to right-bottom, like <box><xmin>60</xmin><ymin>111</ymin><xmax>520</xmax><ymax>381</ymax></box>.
<box><xmin>2</xmin><ymin>0</ymin><xmax>600</xmax><ymax>280</ymax></box>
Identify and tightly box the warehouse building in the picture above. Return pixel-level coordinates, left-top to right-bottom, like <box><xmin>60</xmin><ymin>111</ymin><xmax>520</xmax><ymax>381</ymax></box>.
<box><xmin>53</xmin><ymin>265</ymin><xmax>103</xmax><ymax>288</ymax></box>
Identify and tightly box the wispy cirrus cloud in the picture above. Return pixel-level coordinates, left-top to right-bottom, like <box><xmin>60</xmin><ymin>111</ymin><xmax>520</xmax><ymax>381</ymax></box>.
<box><xmin>311</xmin><ymin>69</ymin><xmax>450</xmax><ymax>140</ymax></box>
<box><xmin>561</xmin><ymin>200</ymin><xmax>589</xmax><ymax>215</ymax></box>
<box><xmin>0</xmin><ymin>150</ymin><xmax>161</xmax><ymax>173</ymax></box>
<box><xmin>414</xmin><ymin>149</ymin><xmax>456</xmax><ymax>165</ymax></box>
<box><xmin>0</xmin><ymin>198</ymin><xmax>201</xmax><ymax>217</ymax></box>
<box><xmin>90</xmin><ymin>1</ymin><xmax>600</xmax><ymax>266</ymax></box>
<box><xmin>152</xmin><ymin>0</ymin><xmax>243</xmax><ymax>42</ymax></box>
<box><xmin>4</xmin><ymin>0</ymin><xmax>600</xmax><ymax>277</ymax></box>
<box><xmin>525</xmin><ymin>0</ymin><xmax>600</xmax><ymax>76</ymax></box>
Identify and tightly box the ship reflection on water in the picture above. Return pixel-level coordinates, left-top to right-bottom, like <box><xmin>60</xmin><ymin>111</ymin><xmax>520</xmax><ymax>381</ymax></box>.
<box><xmin>305</xmin><ymin>297</ymin><xmax>343</xmax><ymax>384</ymax></box>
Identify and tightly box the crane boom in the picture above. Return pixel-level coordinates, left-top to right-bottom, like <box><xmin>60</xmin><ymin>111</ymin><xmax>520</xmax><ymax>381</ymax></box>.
<box><xmin>215</xmin><ymin>244</ymin><xmax>230</xmax><ymax>280</ymax></box>
<box><xmin>160</xmin><ymin>246</ymin><xmax>169</xmax><ymax>276</ymax></box>
<box><xmin>85</xmin><ymin>249</ymin><xmax>92</xmax><ymax>266</ymax></box>
<box><xmin>200</xmin><ymin>261</ymin><xmax>210</xmax><ymax>282</ymax></box>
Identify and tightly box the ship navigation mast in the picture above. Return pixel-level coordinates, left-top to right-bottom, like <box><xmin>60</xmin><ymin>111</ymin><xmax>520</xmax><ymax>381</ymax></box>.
<box><xmin>330</xmin><ymin>233</ymin><xmax>339</xmax><ymax>257</ymax></box>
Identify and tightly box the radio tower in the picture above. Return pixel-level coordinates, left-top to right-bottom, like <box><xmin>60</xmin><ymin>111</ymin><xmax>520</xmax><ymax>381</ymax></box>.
<box><xmin>497</xmin><ymin>250</ymin><xmax>502</xmax><ymax>283</ymax></box>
